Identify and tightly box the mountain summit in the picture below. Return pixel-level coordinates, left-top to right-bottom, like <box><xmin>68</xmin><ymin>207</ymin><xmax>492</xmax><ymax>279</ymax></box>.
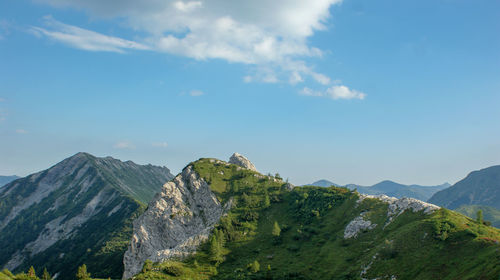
<box><xmin>228</xmin><ymin>152</ymin><xmax>257</xmax><ymax>171</ymax></box>
<box><xmin>0</xmin><ymin>152</ymin><xmax>173</xmax><ymax>280</ymax></box>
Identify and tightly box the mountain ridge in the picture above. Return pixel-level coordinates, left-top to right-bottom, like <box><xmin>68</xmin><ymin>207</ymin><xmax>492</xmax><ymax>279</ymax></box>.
<box><xmin>309</xmin><ymin>179</ymin><xmax>449</xmax><ymax>201</ymax></box>
<box><xmin>0</xmin><ymin>152</ymin><xmax>174</xmax><ymax>280</ymax></box>
<box><xmin>123</xmin><ymin>155</ymin><xmax>500</xmax><ymax>280</ymax></box>
<box><xmin>428</xmin><ymin>165</ymin><xmax>500</xmax><ymax>209</ymax></box>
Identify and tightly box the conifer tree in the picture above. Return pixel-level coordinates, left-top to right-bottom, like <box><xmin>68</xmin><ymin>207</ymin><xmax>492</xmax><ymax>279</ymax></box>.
<box><xmin>28</xmin><ymin>266</ymin><xmax>37</xmax><ymax>279</ymax></box>
<box><xmin>252</xmin><ymin>260</ymin><xmax>260</xmax><ymax>273</ymax></box>
<box><xmin>76</xmin><ymin>264</ymin><xmax>91</xmax><ymax>280</ymax></box>
<box><xmin>42</xmin><ymin>268</ymin><xmax>51</xmax><ymax>280</ymax></box>
<box><xmin>272</xmin><ymin>221</ymin><xmax>281</xmax><ymax>237</ymax></box>
<box><xmin>209</xmin><ymin>234</ymin><xmax>223</xmax><ymax>265</ymax></box>
<box><xmin>477</xmin><ymin>210</ymin><xmax>484</xmax><ymax>224</ymax></box>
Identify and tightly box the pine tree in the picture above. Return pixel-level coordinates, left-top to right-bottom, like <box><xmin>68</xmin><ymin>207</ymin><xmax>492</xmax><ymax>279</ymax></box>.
<box><xmin>76</xmin><ymin>264</ymin><xmax>91</xmax><ymax>280</ymax></box>
<box><xmin>272</xmin><ymin>221</ymin><xmax>281</xmax><ymax>237</ymax></box>
<box><xmin>263</xmin><ymin>193</ymin><xmax>271</xmax><ymax>208</ymax></box>
<box><xmin>252</xmin><ymin>260</ymin><xmax>260</xmax><ymax>273</ymax></box>
<box><xmin>209</xmin><ymin>234</ymin><xmax>223</xmax><ymax>265</ymax></box>
<box><xmin>27</xmin><ymin>266</ymin><xmax>37</xmax><ymax>279</ymax></box>
<box><xmin>42</xmin><ymin>268</ymin><xmax>51</xmax><ymax>280</ymax></box>
<box><xmin>477</xmin><ymin>210</ymin><xmax>484</xmax><ymax>224</ymax></box>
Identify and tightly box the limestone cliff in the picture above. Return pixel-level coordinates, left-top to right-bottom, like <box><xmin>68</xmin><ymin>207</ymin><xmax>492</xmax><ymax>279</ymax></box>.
<box><xmin>122</xmin><ymin>165</ymin><xmax>232</xmax><ymax>279</ymax></box>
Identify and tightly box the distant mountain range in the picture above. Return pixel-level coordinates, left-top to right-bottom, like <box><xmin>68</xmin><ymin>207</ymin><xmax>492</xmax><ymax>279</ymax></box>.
<box><xmin>0</xmin><ymin>176</ymin><xmax>20</xmax><ymax>187</ymax></box>
<box><xmin>0</xmin><ymin>152</ymin><xmax>173</xmax><ymax>280</ymax></box>
<box><xmin>309</xmin><ymin>180</ymin><xmax>450</xmax><ymax>201</ymax></box>
<box><xmin>428</xmin><ymin>165</ymin><xmax>500</xmax><ymax>209</ymax></box>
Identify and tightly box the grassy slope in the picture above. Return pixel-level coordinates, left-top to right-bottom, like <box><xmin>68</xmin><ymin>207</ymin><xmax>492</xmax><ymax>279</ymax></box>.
<box><xmin>455</xmin><ymin>205</ymin><xmax>500</xmax><ymax>228</ymax></box>
<box><xmin>131</xmin><ymin>159</ymin><xmax>500</xmax><ymax>280</ymax></box>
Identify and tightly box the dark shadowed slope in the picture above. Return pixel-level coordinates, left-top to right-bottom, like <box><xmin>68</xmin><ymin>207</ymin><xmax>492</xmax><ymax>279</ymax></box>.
<box><xmin>428</xmin><ymin>165</ymin><xmax>500</xmax><ymax>209</ymax></box>
<box><xmin>0</xmin><ymin>176</ymin><xmax>20</xmax><ymax>187</ymax></box>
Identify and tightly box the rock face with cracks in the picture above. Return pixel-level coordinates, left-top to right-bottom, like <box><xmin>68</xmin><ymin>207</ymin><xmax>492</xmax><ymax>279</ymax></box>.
<box><xmin>122</xmin><ymin>165</ymin><xmax>232</xmax><ymax>279</ymax></box>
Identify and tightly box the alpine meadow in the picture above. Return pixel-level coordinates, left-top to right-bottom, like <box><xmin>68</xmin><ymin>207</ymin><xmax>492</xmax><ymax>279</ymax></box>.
<box><xmin>1</xmin><ymin>0</ymin><xmax>499</xmax><ymax>279</ymax></box>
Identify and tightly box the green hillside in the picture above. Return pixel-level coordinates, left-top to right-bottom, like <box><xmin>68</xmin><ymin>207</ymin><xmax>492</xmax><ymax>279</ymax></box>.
<box><xmin>130</xmin><ymin>158</ymin><xmax>500</xmax><ymax>280</ymax></box>
<box><xmin>456</xmin><ymin>205</ymin><xmax>500</xmax><ymax>228</ymax></box>
<box><xmin>0</xmin><ymin>153</ymin><xmax>173</xmax><ymax>280</ymax></box>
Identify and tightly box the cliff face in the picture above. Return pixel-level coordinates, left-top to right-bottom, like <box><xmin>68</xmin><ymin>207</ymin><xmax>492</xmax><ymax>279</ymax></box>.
<box><xmin>0</xmin><ymin>152</ymin><xmax>173</xmax><ymax>280</ymax></box>
<box><xmin>123</xmin><ymin>165</ymin><xmax>232</xmax><ymax>279</ymax></box>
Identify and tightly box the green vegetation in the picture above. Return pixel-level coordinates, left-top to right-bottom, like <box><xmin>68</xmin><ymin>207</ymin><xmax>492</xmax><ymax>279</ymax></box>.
<box><xmin>456</xmin><ymin>204</ymin><xmax>500</xmax><ymax>228</ymax></box>
<box><xmin>5</xmin><ymin>158</ymin><xmax>500</xmax><ymax>279</ymax></box>
<box><xmin>131</xmin><ymin>158</ymin><xmax>500</xmax><ymax>280</ymax></box>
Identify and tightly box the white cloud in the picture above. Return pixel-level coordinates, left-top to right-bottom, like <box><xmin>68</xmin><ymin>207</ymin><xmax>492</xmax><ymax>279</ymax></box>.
<box><xmin>326</xmin><ymin>85</ymin><xmax>366</xmax><ymax>100</ymax></box>
<box><xmin>300</xmin><ymin>85</ymin><xmax>366</xmax><ymax>100</ymax></box>
<box><xmin>32</xmin><ymin>0</ymin><xmax>348</xmax><ymax>88</ymax></box>
<box><xmin>113</xmin><ymin>141</ymin><xmax>135</xmax><ymax>149</ymax></box>
<box><xmin>15</xmin><ymin>129</ymin><xmax>28</xmax><ymax>134</ymax></box>
<box><xmin>0</xmin><ymin>98</ymin><xmax>4</xmax><ymax>102</ymax></box>
<box><xmin>152</xmin><ymin>142</ymin><xmax>168</xmax><ymax>148</ymax></box>
<box><xmin>189</xmin><ymin>90</ymin><xmax>204</xmax><ymax>96</ymax></box>
<box><xmin>289</xmin><ymin>71</ymin><xmax>303</xmax><ymax>85</ymax></box>
<box><xmin>30</xmin><ymin>16</ymin><xmax>150</xmax><ymax>53</ymax></box>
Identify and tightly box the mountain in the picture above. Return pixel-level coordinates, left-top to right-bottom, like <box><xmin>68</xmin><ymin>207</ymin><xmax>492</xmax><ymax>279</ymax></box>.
<box><xmin>0</xmin><ymin>152</ymin><xmax>173</xmax><ymax>280</ymax></box>
<box><xmin>353</xmin><ymin>181</ymin><xmax>450</xmax><ymax>201</ymax></box>
<box><xmin>309</xmin><ymin>179</ymin><xmax>338</xmax><ymax>187</ymax></box>
<box><xmin>455</xmin><ymin>205</ymin><xmax>500</xmax><ymax>228</ymax></box>
<box><xmin>310</xmin><ymin>179</ymin><xmax>449</xmax><ymax>201</ymax></box>
<box><xmin>428</xmin><ymin>165</ymin><xmax>500</xmax><ymax>209</ymax></box>
<box><xmin>0</xmin><ymin>175</ymin><xmax>20</xmax><ymax>187</ymax></box>
<box><xmin>122</xmin><ymin>154</ymin><xmax>500</xmax><ymax>280</ymax></box>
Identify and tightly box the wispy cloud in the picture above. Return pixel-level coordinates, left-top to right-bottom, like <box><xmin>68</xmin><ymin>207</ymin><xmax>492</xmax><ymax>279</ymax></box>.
<box><xmin>152</xmin><ymin>142</ymin><xmax>168</xmax><ymax>148</ymax></box>
<box><xmin>0</xmin><ymin>98</ymin><xmax>5</xmax><ymax>102</ymax></box>
<box><xmin>30</xmin><ymin>16</ymin><xmax>150</xmax><ymax>53</ymax></box>
<box><xmin>0</xmin><ymin>19</ymin><xmax>11</xmax><ymax>40</ymax></box>
<box><xmin>31</xmin><ymin>0</ymin><xmax>366</xmax><ymax>97</ymax></box>
<box><xmin>113</xmin><ymin>141</ymin><xmax>135</xmax><ymax>149</ymax></box>
<box><xmin>15</xmin><ymin>129</ymin><xmax>28</xmax><ymax>134</ymax></box>
<box><xmin>300</xmin><ymin>85</ymin><xmax>366</xmax><ymax>100</ymax></box>
<box><xmin>189</xmin><ymin>90</ymin><xmax>204</xmax><ymax>97</ymax></box>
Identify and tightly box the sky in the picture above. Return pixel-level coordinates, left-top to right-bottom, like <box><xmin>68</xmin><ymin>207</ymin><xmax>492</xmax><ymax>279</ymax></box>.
<box><xmin>0</xmin><ymin>0</ymin><xmax>499</xmax><ymax>186</ymax></box>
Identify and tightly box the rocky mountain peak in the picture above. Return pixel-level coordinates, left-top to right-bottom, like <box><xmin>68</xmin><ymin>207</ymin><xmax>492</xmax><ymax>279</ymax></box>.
<box><xmin>229</xmin><ymin>152</ymin><xmax>257</xmax><ymax>171</ymax></box>
<box><xmin>122</xmin><ymin>164</ymin><xmax>232</xmax><ymax>279</ymax></box>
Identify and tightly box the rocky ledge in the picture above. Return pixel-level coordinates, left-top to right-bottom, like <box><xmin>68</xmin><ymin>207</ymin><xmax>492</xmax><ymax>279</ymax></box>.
<box><xmin>344</xmin><ymin>194</ymin><xmax>440</xmax><ymax>239</ymax></box>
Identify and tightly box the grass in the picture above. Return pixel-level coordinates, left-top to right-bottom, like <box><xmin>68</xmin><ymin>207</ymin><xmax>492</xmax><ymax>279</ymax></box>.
<box><xmin>130</xmin><ymin>158</ymin><xmax>500</xmax><ymax>279</ymax></box>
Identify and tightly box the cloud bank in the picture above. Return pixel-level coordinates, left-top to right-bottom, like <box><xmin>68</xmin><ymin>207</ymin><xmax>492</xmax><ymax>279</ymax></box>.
<box><xmin>32</xmin><ymin>0</ymin><xmax>365</xmax><ymax>99</ymax></box>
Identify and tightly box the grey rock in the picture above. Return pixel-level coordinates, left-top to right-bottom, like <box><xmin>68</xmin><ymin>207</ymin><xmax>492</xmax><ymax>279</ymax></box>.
<box><xmin>122</xmin><ymin>165</ymin><xmax>232</xmax><ymax>279</ymax></box>
<box><xmin>344</xmin><ymin>212</ymin><xmax>377</xmax><ymax>239</ymax></box>
<box><xmin>229</xmin><ymin>153</ymin><xmax>257</xmax><ymax>171</ymax></box>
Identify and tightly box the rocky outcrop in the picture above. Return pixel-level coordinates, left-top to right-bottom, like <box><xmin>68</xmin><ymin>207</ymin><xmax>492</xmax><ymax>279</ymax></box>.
<box><xmin>344</xmin><ymin>212</ymin><xmax>377</xmax><ymax>239</ymax></box>
<box><xmin>123</xmin><ymin>165</ymin><xmax>232</xmax><ymax>279</ymax></box>
<box><xmin>229</xmin><ymin>153</ymin><xmax>257</xmax><ymax>171</ymax></box>
<box><xmin>344</xmin><ymin>194</ymin><xmax>441</xmax><ymax>239</ymax></box>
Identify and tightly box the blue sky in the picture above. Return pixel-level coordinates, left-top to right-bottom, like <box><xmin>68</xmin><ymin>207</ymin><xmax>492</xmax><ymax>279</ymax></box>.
<box><xmin>0</xmin><ymin>0</ymin><xmax>499</xmax><ymax>186</ymax></box>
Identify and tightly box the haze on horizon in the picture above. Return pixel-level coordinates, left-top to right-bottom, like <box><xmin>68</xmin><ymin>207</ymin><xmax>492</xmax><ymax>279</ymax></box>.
<box><xmin>0</xmin><ymin>0</ymin><xmax>499</xmax><ymax>186</ymax></box>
